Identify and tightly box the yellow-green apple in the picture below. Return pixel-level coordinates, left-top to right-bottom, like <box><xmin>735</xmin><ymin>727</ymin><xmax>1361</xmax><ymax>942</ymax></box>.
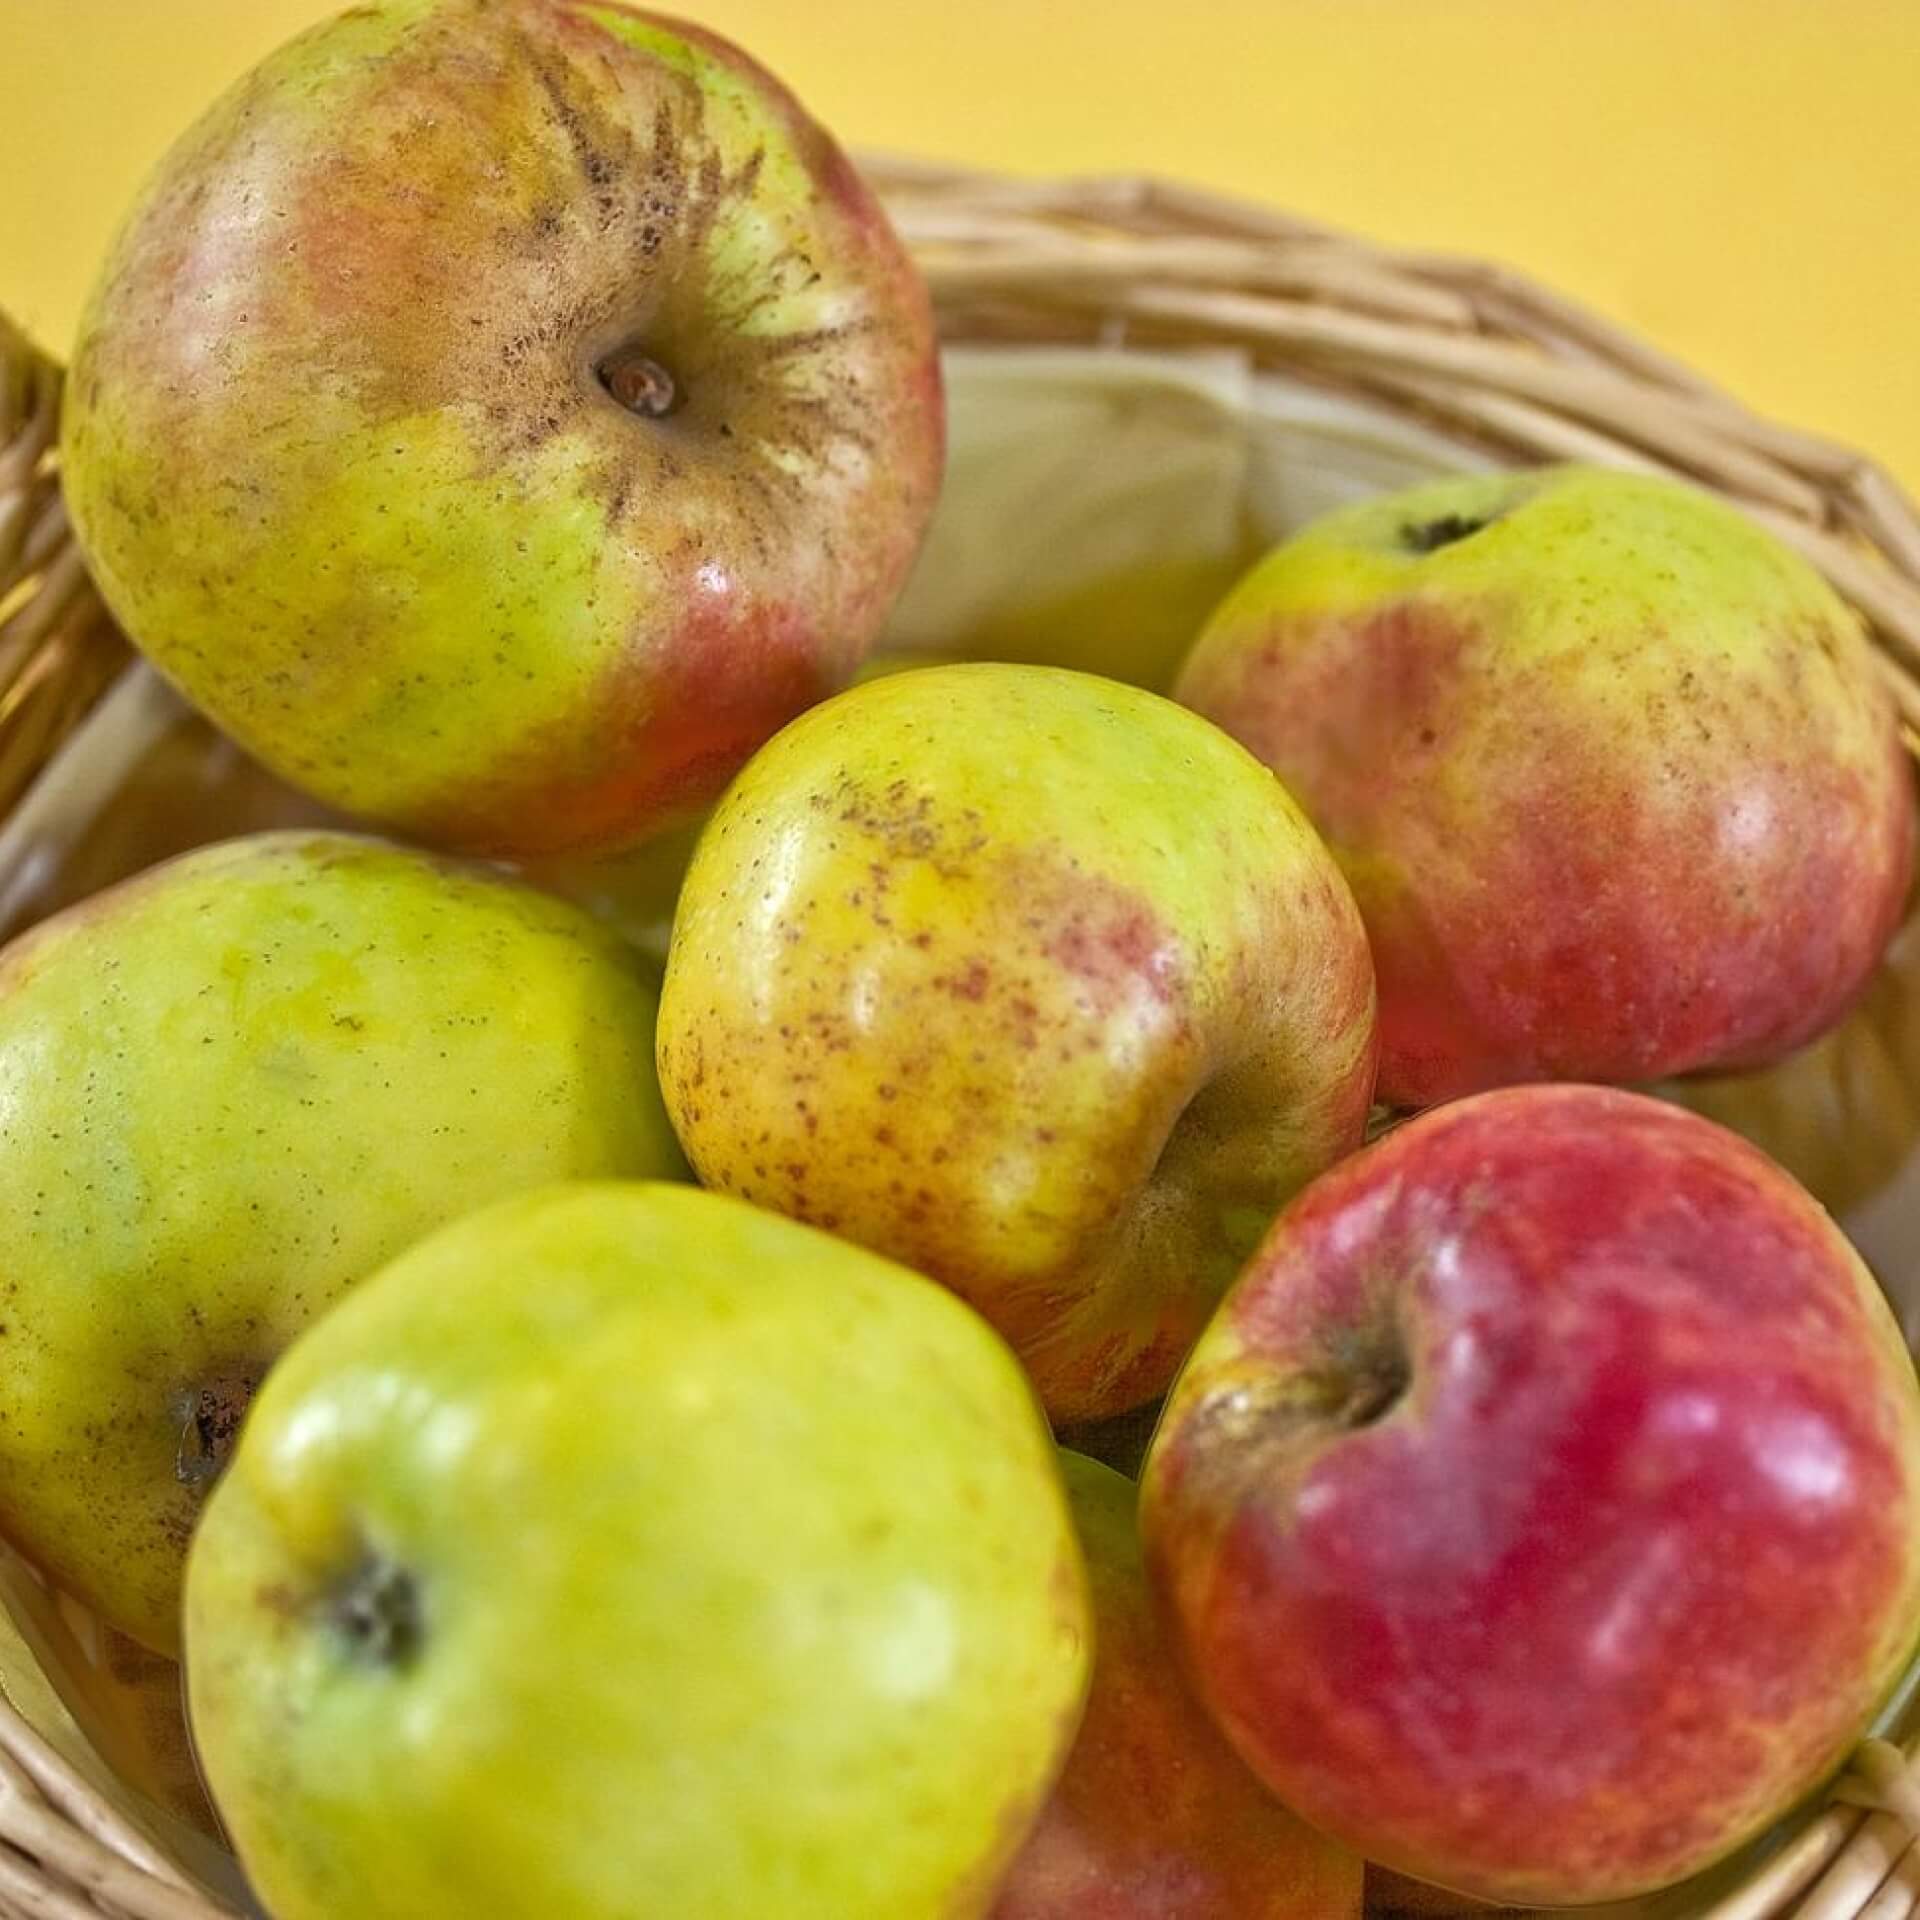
<box><xmin>656</xmin><ymin>663</ymin><xmax>1378</xmax><ymax>1422</ymax></box>
<box><xmin>1175</xmin><ymin>467</ymin><xmax>1914</xmax><ymax>1106</ymax></box>
<box><xmin>991</xmin><ymin>1451</ymin><xmax>1361</xmax><ymax>1920</ymax></box>
<box><xmin>186</xmin><ymin>1182</ymin><xmax>1090</xmax><ymax>1920</ymax></box>
<box><xmin>61</xmin><ymin>0</ymin><xmax>942</xmax><ymax>860</ymax></box>
<box><xmin>0</xmin><ymin>831</ymin><xmax>683</xmax><ymax>1653</ymax></box>
<box><xmin>1142</xmin><ymin>1085</ymin><xmax>1920</xmax><ymax>1907</ymax></box>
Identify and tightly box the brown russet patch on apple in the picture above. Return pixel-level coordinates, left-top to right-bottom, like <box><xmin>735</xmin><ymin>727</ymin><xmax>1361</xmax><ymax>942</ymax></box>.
<box><xmin>526</xmin><ymin>35</ymin><xmax>633</xmax><ymax>229</ymax></box>
<box><xmin>255</xmin><ymin>16</ymin><xmax>704</xmax><ymax>460</ymax></box>
<box><xmin>819</xmin><ymin>770</ymin><xmax>992</xmax><ymax>874</ymax></box>
<box><xmin>572</xmin><ymin>1</ymin><xmax>904</xmax><ymax>243</ymax></box>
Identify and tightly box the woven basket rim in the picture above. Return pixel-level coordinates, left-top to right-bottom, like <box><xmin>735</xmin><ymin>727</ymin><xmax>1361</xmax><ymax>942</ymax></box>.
<box><xmin>4</xmin><ymin>158</ymin><xmax>1920</xmax><ymax>1920</ymax></box>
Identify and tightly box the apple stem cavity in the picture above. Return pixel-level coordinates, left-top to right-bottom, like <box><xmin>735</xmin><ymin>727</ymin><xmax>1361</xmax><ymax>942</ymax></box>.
<box><xmin>1349</xmin><ymin>1371</ymin><xmax>1407</xmax><ymax>1426</ymax></box>
<box><xmin>597</xmin><ymin>343</ymin><xmax>682</xmax><ymax>419</ymax></box>
<box><xmin>1183</xmin><ymin>1318</ymin><xmax>1413</xmax><ymax>1490</ymax></box>
<box><xmin>332</xmin><ymin>1556</ymin><xmax>424</xmax><ymax>1670</ymax></box>
<box><xmin>1329</xmin><ymin>1332</ymin><xmax>1411</xmax><ymax>1429</ymax></box>
<box><xmin>1399</xmin><ymin>512</ymin><xmax>1493</xmax><ymax>554</ymax></box>
<box><xmin>173</xmin><ymin>1375</ymin><xmax>257</xmax><ymax>1491</ymax></box>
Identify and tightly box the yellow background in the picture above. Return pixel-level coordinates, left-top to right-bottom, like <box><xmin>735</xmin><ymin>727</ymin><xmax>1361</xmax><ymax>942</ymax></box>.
<box><xmin>3</xmin><ymin>0</ymin><xmax>1917</xmax><ymax>491</ymax></box>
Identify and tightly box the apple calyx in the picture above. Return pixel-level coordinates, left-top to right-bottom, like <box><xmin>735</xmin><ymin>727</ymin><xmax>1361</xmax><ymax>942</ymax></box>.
<box><xmin>332</xmin><ymin>1556</ymin><xmax>424</xmax><ymax>1670</ymax></box>
<box><xmin>1399</xmin><ymin>512</ymin><xmax>1493</xmax><ymax>554</ymax></box>
<box><xmin>173</xmin><ymin>1375</ymin><xmax>257</xmax><ymax>1491</ymax></box>
<box><xmin>597</xmin><ymin>342</ymin><xmax>682</xmax><ymax>419</ymax></box>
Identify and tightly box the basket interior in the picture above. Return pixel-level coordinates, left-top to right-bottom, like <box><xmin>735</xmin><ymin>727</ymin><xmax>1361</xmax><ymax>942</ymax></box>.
<box><xmin>2</xmin><ymin>341</ymin><xmax>1918</xmax><ymax>1920</ymax></box>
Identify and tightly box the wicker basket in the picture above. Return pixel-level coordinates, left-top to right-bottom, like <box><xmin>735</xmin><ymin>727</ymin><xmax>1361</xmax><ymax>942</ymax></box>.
<box><xmin>3</xmin><ymin>157</ymin><xmax>1920</xmax><ymax>1920</ymax></box>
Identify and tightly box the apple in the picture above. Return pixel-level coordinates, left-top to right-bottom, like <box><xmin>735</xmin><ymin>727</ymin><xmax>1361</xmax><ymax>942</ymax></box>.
<box><xmin>991</xmin><ymin>1451</ymin><xmax>1361</xmax><ymax>1919</ymax></box>
<box><xmin>1175</xmin><ymin>466</ymin><xmax>1914</xmax><ymax>1106</ymax></box>
<box><xmin>656</xmin><ymin>662</ymin><xmax>1378</xmax><ymax>1423</ymax></box>
<box><xmin>61</xmin><ymin>0</ymin><xmax>943</xmax><ymax>860</ymax></box>
<box><xmin>186</xmin><ymin>1182</ymin><xmax>1091</xmax><ymax>1920</ymax></box>
<box><xmin>1141</xmin><ymin>1085</ymin><xmax>1920</xmax><ymax>1907</ymax></box>
<box><xmin>0</xmin><ymin>831</ymin><xmax>684</xmax><ymax>1653</ymax></box>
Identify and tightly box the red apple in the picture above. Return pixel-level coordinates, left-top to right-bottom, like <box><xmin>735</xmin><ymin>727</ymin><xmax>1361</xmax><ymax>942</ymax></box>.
<box><xmin>1175</xmin><ymin>467</ymin><xmax>1914</xmax><ymax>1105</ymax></box>
<box><xmin>1142</xmin><ymin>1085</ymin><xmax>1920</xmax><ymax>1907</ymax></box>
<box><xmin>62</xmin><ymin>0</ymin><xmax>943</xmax><ymax>859</ymax></box>
<box><xmin>992</xmin><ymin>1451</ymin><xmax>1362</xmax><ymax>1920</ymax></box>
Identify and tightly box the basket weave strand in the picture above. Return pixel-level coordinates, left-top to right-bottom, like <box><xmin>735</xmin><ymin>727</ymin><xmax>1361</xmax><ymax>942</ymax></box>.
<box><xmin>0</xmin><ymin>1691</ymin><xmax>236</xmax><ymax>1918</ymax></box>
<box><xmin>0</xmin><ymin>311</ymin><xmax>126</xmax><ymax>829</ymax></box>
<box><xmin>3</xmin><ymin>163</ymin><xmax>1920</xmax><ymax>1920</ymax></box>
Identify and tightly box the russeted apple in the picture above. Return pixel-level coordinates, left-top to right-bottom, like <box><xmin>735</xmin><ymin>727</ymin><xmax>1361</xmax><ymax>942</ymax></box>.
<box><xmin>991</xmin><ymin>1452</ymin><xmax>1362</xmax><ymax>1920</ymax></box>
<box><xmin>61</xmin><ymin>0</ymin><xmax>943</xmax><ymax>859</ymax></box>
<box><xmin>1176</xmin><ymin>467</ymin><xmax>1914</xmax><ymax>1106</ymax></box>
<box><xmin>1143</xmin><ymin>1085</ymin><xmax>1920</xmax><ymax>1907</ymax></box>
<box><xmin>657</xmin><ymin>663</ymin><xmax>1379</xmax><ymax>1423</ymax></box>
<box><xmin>186</xmin><ymin>1183</ymin><xmax>1091</xmax><ymax>1920</ymax></box>
<box><xmin>0</xmin><ymin>832</ymin><xmax>685</xmax><ymax>1652</ymax></box>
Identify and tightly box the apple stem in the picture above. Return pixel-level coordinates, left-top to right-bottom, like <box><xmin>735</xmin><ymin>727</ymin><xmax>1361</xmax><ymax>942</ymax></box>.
<box><xmin>1399</xmin><ymin>513</ymin><xmax>1492</xmax><ymax>554</ymax></box>
<box><xmin>598</xmin><ymin>344</ymin><xmax>681</xmax><ymax>419</ymax></box>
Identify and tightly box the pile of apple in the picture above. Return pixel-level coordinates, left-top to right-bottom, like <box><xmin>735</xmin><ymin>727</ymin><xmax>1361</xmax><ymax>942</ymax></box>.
<box><xmin>5</xmin><ymin>2</ymin><xmax>1917</xmax><ymax>1916</ymax></box>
